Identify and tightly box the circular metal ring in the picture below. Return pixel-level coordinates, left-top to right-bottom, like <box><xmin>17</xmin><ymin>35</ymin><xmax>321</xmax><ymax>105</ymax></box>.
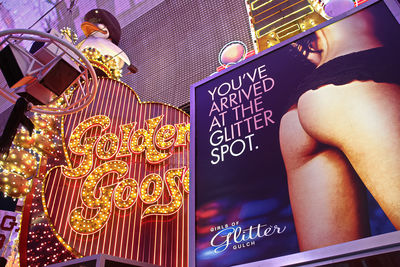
<box><xmin>0</xmin><ymin>29</ymin><xmax>98</xmax><ymax>115</ymax></box>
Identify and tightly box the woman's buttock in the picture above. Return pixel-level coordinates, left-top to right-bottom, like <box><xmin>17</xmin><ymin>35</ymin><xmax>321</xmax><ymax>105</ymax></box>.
<box><xmin>296</xmin><ymin>81</ymin><xmax>400</xmax><ymax>149</ymax></box>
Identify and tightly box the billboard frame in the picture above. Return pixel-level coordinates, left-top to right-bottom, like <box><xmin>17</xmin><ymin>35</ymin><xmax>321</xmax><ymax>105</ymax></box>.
<box><xmin>190</xmin><ymin>0</ymin><xmax>400</xmax><ymax>266</ymax></box>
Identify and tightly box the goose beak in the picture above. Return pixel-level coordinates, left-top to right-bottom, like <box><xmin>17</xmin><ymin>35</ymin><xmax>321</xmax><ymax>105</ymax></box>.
<box><xmin>81</xmin><ymin>21</ymin><xmax>107</xmax><ymax>37</ymax></box>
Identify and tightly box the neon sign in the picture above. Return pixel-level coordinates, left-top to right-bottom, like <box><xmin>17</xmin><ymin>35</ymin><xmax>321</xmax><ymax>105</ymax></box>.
<box><xmin>43</xmin><ymin>78</ymin><xmax>190</xmax><ymax>266</ymax></box>
<box><xmin>63</xmin><ymin>115</ymin><xmax>190</xmax><ymax>234</ymax></box>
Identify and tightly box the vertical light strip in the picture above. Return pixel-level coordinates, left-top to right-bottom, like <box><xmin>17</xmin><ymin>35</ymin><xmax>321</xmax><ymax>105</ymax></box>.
<box><xmin>112</xmin><ymin>80</ymin><xmax>124</xmax><ymax>257</ymax></box>
<box><xmin>86</xmin><ymin>78</ymin><xmax>105</xmax><ymax>256</ymax></box>
<box><xmin>67</xmin><ymin>80</ymin><xmax>84</xmax><ymax>254</ymax></box>
<box><xmin>118</xmin><ymin>82</ymin><xmax>129</xmax><ymax>258</ymax></box>
<box><xmin>82</xmin><ymin>79</ymin><xmax>98</xmax><ymax>255</ymax></box>
<box><xmin>176</xmin><ymin>107</ymin><xmax>180</xmax><ymax>267</ymax></box>
<box><xmin>151</xmin><ymin>103</ymin><xmax>157</xmax><ymax>265</ymax></box>
<box><xmin>51</xmin><ymin>163</ymin><xmax>64</xmax><ymax>230</ymax></box>
<box><xmin>125</xmin><ymin>89</ymin><xmax>136</xmax><ymax>260</ymax></box>
<box><xmin>64</xmin><ymin>81</ymin><xmax>87</xmax><ymax>252</ymax></box>
<box><xmin>70</xmin><ymin>84</ymin><xmax>84</xmax><ymax>254</ymax></box>
<box><xmin>186</xmin><ymin>111</ymin><xmax>190</xmax><ymax>267</ymax></box>
<box><xmin>91</xmin><ymin>79</ymin><xmax>108</xmax><ymax>256</ymax></box>
<box><xmin>45</xmin><ymin>166</ymin><xmax>58</xmax><ymax>210</ymax></box>
<box><xmin>136</xmin><ymin>101</ymin><xmax>148</xmax><ymax>261</ymax></box>
<box><xmin>84</xmin><ymin>78</ymin><xmax>108</xmax><ymax>255</ymax></box>
<box><xmin>158</xmin><ymin>104</ymin><xmax>165</xmax><ymax>266</ymax></box>
<box><xmin>100</xmin><ymin>78</ymin><xmax>113</xmax><ymax>256</ymax></box>
<box><xmin>133</xmin><ymin>95</ymin><xmax>144</xmax><ymax>261</ymax></box>
<box><xmin>180</xmin><ymin>108</ymin><xmax>185</xmax><ymax>267</ymax></box>
<box><xmin>175</xmin><ymin>107</ymin><xmax>180</xmax><ymax>267</ymax></box>
<box><xmin>108</xmin><ymin>79</ymin><xmax>119</xmax><ymax>257</ymax></box>
<box><xmin>154</xmin><ymin>103</ymin><xmax>162</xmax><ymax>265</ymax></box>
<box><xmin>60</xmin><ymin>82</ymin><xmax>92</xmax><ymax>245</ymax></box>
<box><xmin>46</xmin><ymin>168</ymin><xmax>58</xmax><ymax>222</ymax></box>
<box><xmin>129</xmin><ymin>92</ymin><xmax>140</xmax><ymax>261</ymax></box>
<box><xmin>83</xmin><ymin>78</ymin><xmax>104</xmax><ymax>254</ymax></box>
<box><xmin>105</xmin><ymin>78</ymin><xmax>119</xmax><ymax>257</ymax></box>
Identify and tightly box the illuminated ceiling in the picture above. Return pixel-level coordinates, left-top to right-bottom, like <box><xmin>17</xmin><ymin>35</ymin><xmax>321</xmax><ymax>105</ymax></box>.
<box><xmin>0</xmin><ymin>0</ymin><xmax>164</xmax><ymax>37</ymax></box>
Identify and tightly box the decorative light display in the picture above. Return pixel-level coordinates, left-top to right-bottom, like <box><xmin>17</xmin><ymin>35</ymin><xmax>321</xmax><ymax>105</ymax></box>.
<box><xmin>43</xmin><ymin>78</ymin><xmax>190</xmax><ymax>266</ymax></box>
<box><xmin>140</xmin><ymin>173</ymin><xmax>163</xmax><ymax>204</ymax></box>
<box><xmin>247</xmin><ymin>0</ymin><xmax>367</xmax><ymax>52</ymax></box>
<box><xmin>0</xmin><ymin>108</ymin><xmax>61</xmax><ymax>198</ymax></box>
<box><xmin>182</xmin><ymin>168</ymin><xmax>190</xmax><ymax>194</ymax></box>
<box><xmin>130</xmin><ymin>115</ymin><xmax>170</xmax><ymax>163</ymax></box>
<box><xmin>60</xmin><ymin>27</ymin><xmax>78</xmax><ymax>44</ymax></box>
<box><xmin>116</xmin><ymin>122</ymin><xmax>136</xmax><ymax>157</ymax></box>
<box><xmin>0</xmin><ymin>149</ymin><xmax>37</xmax><ymax>178</ymax></box>
<box><xmin>0</xmin><ymin>94</ymin><xmax>71</xmax><ymax>266</ymax></box>
<box><xmin>0</xmin><ymin>172</ymin><xmax>32</xmax><ymax>198</ymax></box>
<box><xmin>0</xmin><ymin>77</ymin><xmax>87</xmax><ymax>266</ymax></box>
<box><xmin>21</xmin><ymin>104</ymin><xmax>70</xmax><ymax>266</ymax></box>
<box><xmin>62</xmin><ymin>115</ymin><xmax>110</xmax><ymax>179</ymax></box>
<box><xmin>114</xmin><ymin>178</ymin><xmax>138</xmax><ymax>209</ymax></box>
<box><xmin>58</xmin><ymin>111</ymin><xmax>189</xmax><ymax>228</ymax></box>
<box><xmin>1</xmin><ymin>21</ymin><xmax>189</xmax><ymax>265</ymax></box>
<box><xmin>155</xmin><ymin>125</ymin><xmax>176</xmax><ymax>150</ymax></box>
<box><xmin>81</xmin><ymin>47</ymin><xmax>122</xmax><ymax>80</ymax></box>
<box><xmin>69</xmin><ymin>160</ymin><xmax>128</xmax><ymax>234</ymax></box>
<box><xmin>174</xmin><ymin>123</ymin><xmax>190</xmax><ymax>146</ymax></box>
<box><xmin>95</xmin><ymin>133</ymin><xmax>119</xmax><ymax>160</ymax></box>
<box><xmin>246</xmin><ymin>0</ymin><xmax>327</xmax><ymax>52</ymax></box>
<box><xmin>2</xmin><ymin>11</ymin><xmax>135</xmax><ymax>265</ymax></box>
<box><xmin>26</xmin><ymin>180</ymin><xmax>75</xmax><ymax>267</ymax></box>
<box><xmin>142</xmin><ymin>168</ymin><xmax>184</xmax><ymax>217</ymax></box>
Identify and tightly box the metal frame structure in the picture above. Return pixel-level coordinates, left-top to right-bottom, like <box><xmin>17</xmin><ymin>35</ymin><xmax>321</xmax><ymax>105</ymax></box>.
<box><xmin>0</xmin><ymin>29</ymin><xmax>98</xmax><ymax>115</ymax></box>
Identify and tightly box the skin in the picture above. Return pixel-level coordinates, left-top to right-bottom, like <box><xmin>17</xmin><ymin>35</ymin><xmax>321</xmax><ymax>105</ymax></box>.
<box><xmin>279</xmin><ymin>9</ymin><xmax>400</xmax><ymax>251</ymax></box>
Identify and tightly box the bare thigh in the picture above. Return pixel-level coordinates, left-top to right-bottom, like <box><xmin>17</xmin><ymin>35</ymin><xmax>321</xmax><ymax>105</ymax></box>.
<box><xmin>280</xmin><ymin>108</ymin><xmax>369</xmax><ymax>251</ymax></box>
<box><xmin>297</xmin><ymin>81</ymin><xmax>400</xmax><ymax>229</ymax></box>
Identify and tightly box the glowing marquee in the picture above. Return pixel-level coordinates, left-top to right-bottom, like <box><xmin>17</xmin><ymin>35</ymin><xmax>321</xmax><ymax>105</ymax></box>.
<box><xmin>43</xmin><ymin>78</ymin><xmax>190</xmax><ymax>266</ymax></box>
<box><xmin>64</xmin><ymin>114</ymin><xmax>190</xmax><ymax>234</ymax></box>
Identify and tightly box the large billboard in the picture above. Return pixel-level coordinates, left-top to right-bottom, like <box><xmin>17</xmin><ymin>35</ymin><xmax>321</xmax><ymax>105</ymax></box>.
<box><xmin>191</xmin><ymin>0</ymin><xmax>400</xmax><ymax>266</ymax></box>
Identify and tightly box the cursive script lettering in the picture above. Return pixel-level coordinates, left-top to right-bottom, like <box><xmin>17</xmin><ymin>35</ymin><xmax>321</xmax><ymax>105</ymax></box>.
<box><xmin>65</xmin><ymin>115</ymin><xmax>190</xmax><ymax>234</ymax></box>
<box><xmin>210</xmin><ymin>223</ymin><xmax>286</xmax><ymax>253</ymax></box>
